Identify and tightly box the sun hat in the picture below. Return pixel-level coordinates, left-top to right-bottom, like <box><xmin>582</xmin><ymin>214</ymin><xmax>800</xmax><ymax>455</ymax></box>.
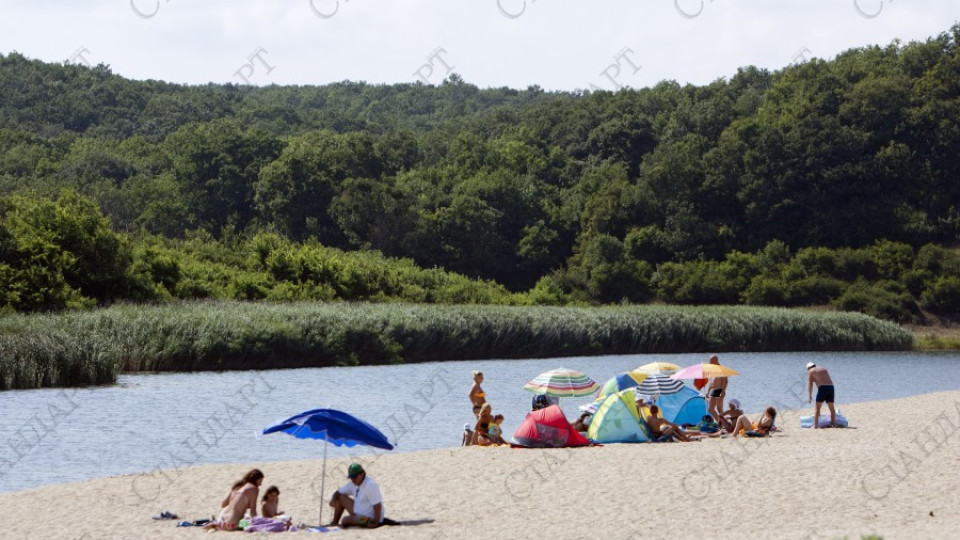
<box><xmin>729</xmin><ymin>399</ymin><xmax>741</xmax><ymax>410</ymax></box>
<box><xmin>347</xmin><ymin>463</ymin><xmax>364</xmax><ymax>478</ymax></box>
<box><xmin>806</xmin><ymin>362</ymin><xmax>816</xmax><ymax>370</ymax></box>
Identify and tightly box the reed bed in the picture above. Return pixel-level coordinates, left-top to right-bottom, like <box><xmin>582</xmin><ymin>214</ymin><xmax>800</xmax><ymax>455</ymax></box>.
<box><xmin>0</xmin><ymin>301</ymin><xmax>914</xmax><ymax>389</ymax></box>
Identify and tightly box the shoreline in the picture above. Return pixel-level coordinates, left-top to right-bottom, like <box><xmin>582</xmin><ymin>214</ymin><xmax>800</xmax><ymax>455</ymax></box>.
<box><xmin>3</xmin><ymin>390</ymin><xmax>960</xmax><ymax>539</ymax></box>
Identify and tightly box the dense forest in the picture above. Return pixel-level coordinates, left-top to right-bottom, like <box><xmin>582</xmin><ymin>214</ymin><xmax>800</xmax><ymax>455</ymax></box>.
<box><xmin>1</xmin><ymin>24</ymin><xmax>959</xmax><ymax>322</ymax></box>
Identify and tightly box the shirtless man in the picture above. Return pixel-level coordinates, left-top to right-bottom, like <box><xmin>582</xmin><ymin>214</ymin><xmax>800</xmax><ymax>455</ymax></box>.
<box><xmin>646</xmin><ymin>405</ymin><xmax>697</xmax><ymax>442</ymax></box>
<box><xmin>807</xmin><ymin>362</ymin><xmax>837</xmax><ymax>428</ymax></box>
<box><xmin>706</xmin><ymin>355</ymin><xmax>728</xmax><ymax>424</ymax></box>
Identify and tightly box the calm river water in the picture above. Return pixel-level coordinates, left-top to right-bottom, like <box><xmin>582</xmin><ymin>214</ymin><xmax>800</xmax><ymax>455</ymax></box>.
<box><xmin>2</xmin><ymin>351</ymin><xmax>959</xmax><ymax>493</ymax></box>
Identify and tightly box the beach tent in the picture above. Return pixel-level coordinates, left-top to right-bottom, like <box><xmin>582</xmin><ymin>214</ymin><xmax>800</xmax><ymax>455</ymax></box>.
<box><xmin>587</xmin><ymin>388</ymin><xmax>652</xmax><ymax>443</ymax></box>
<box><xmin>656</xmin><ymin>386</ymin><xmax>707</xmax><ymax>426</ymax></box>
<box><xmin>510</xmin><ymin>405</ymin><xmax>590</xmax><ymax>448</ymax></box>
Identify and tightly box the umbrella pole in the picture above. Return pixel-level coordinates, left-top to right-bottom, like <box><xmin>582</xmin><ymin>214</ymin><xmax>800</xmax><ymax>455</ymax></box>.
<box><xmin>319</xmin><ymin>437</ymin><xmax>328</xmax><ymax>527</ymax></box>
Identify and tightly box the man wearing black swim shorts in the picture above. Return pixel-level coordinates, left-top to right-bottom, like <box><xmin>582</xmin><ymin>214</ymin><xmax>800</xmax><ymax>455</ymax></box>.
<box><xmin>706</xmin><ymin>355</ymin><xmax>728</xmax><ymax>424</ymax></box>
<box><xmin>806</xmin><ymin>362</ymin><xmax>837</xmax><ymax>428</ymax></box>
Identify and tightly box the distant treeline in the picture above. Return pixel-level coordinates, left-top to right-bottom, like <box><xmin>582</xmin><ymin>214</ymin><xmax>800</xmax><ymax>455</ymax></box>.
<box><xmin>0</xmin><ymin>302</ymin><xmax>913</xmax><ymax>390</ymax></box>
<box><xmin>1</xmin><ymin>190</ymin><xmax>958</xmax><ymax>324</ymax></box>
<box><xmin>1</xmin><ymin>25</ymin><xmax>960</xmax><ymax>318</ymax></box>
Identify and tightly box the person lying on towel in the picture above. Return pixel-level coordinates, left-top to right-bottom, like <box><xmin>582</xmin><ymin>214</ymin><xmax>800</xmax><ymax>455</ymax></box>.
<box><xmin>646</xmin><ymin>405</ymin><xmax>699</xmax><ymax>442</ymax></box>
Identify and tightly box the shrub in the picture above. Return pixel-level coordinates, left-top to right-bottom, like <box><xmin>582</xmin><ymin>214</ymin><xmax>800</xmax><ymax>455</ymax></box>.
<box><xmin>654</xmin><ymin>260</ymin><xmax>740</xmax><ymax>305</ymax></box>
<box><xmin>742</xmin><ymin>276</ymin><xmax>790</xmax><ymax>305</ymax></box>
<box><xmin>921</xmin><ymin>276</ymin><xmax>960</xmax><ymax>314</ymax></box>
<box><xmin>834</xmin><ymin>280</ymin><xmax>920</xmax><ymax>322</ymax></box>
<box><xmin>788</xmin><ymin>276</ymin><xmax>847</xmax><ymax>306</ymax></box>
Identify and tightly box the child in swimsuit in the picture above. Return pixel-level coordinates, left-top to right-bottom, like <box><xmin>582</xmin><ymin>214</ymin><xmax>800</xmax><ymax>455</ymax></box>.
<box><xmin>488</xmin><ymin>414</ymin><xmax>505</xmax><ymax>444</ymax></box>
<box><xmin>261</xmin><ymin>485</ymin><xmax>282</xmax><ymax>518</ymax></box>
<box><xmin>697</xmin><ymin>414</ymin><xmax>719</xmax><ymax>434</ymax></box>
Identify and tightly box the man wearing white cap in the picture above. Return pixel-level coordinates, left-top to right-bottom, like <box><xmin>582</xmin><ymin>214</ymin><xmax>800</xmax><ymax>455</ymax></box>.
<box><xmin>806</xmin><ymin>362</ymin><xmax>836</xmax><ymax>428</ymax></box>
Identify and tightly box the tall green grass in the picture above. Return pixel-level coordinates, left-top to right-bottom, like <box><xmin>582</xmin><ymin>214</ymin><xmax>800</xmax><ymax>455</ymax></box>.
<box><xmin>0</xmin><ymin>302</ymin><xmax>914</xmax><ymax>389</ymax></box>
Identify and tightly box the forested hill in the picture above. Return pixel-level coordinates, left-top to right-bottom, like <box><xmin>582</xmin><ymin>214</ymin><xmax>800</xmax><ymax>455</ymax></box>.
<box><xmin>1</xmin><ymin>25</ymin><xmax>959</xmax><ymax>319</ymax></box>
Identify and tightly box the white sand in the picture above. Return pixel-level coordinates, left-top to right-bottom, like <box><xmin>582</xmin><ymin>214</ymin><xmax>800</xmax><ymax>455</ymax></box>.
<box><xmin>4</xmin><ymin>390</ymin><xmax>960</xmax><ymax>540</ymax></box>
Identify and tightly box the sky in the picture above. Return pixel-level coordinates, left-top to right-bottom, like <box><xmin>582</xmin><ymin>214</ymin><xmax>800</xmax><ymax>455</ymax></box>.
<box><xmin>1</xmin><ymin>1</ymin><xmax>958</xmax><ymax>91</ymax></box>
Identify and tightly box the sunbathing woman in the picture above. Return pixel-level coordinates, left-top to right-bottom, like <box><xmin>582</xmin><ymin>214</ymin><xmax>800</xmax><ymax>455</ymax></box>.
<box><xmin>645</xmin><ymin>405</ymin><xmax>699</xmax><ymax>442</ymax></box>
<box><xmin>205</xmin><ymin>469</ymin><xmax>264</xmax><ymax>530</ymax></box>
<box><xmin>471</xmin><ymin>403</ymin><xmax>494</xmax><ymax>446</ymax></box>
<box><xmin>732</xmin><ymin>406</ymin><xmax>777</xmax><ymax>438</ymax></box>
<box><xmin>469</xmin><ymin>370</ymin><xmax>486</xmax><ymax>418</ymax></box>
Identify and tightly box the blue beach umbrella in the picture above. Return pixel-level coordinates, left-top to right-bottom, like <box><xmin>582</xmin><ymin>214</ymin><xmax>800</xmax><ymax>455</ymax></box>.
<box><xmin>263</xmin><ymin>409</ymin><xmax>393</xmax><ymax>525</ymax></box>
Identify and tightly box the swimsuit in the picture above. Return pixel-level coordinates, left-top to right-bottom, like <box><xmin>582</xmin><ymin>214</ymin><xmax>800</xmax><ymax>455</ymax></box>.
<box><xmin>709</xmin><ymin>388</ymin><xmax>724</xmax><ymax>398</ymax></box>
<box><xmin>815</xmin><ymin>385</ymin><xmax>835</xmax><ymax>403</ymax></box>
<box><xmin>744</xmin><ymin>414</ymin><xmax>776</xmax><ymax>437</ymax></box>
<box><xmin>472</xmin><ymin>390</ymin><xmax>486</xmax><ymax>411</ymax></box>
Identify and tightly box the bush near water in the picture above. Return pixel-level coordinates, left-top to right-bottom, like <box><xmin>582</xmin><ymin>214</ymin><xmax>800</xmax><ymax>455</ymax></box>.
<box><xmin>0</xmin><ymin>302</ymin><xmax>912</xmax><ymax>390</ymax></box>
<box><xmin>2</xmin><ymin>191</ymin><xmax>960</xmax><ymax>323</ymax></box>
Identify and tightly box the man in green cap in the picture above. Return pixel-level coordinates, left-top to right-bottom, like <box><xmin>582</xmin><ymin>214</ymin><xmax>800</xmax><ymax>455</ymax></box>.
<box><xmin>328</xmin><ymin>463</ymin><xmax>383</xmax><ymax>528</ymax></box>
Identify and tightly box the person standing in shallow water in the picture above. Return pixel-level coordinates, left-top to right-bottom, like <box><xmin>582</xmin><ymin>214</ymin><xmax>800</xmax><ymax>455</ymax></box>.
<box><xmin>469</xmin><ymin>370</ymin><xmax>486</xmax><ymax>418</ymax></box>
<box><xmin>807</xmin><ymin>362</ymin><xmax>837</xmax><ymax>428</ymax></box>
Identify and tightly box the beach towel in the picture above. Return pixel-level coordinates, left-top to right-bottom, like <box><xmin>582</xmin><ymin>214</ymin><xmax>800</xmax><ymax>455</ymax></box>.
<box><xmin>799</xmin><ymin>411</ymin><xmax>849</xmax><ymax>428</ymax></box>
<box><xmin>244</xmin><ymin>516</ymin><xmax>289</xmax><ymax>532</ymax></box>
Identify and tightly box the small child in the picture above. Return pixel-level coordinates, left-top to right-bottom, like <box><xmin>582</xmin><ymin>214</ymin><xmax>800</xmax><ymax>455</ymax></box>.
<box><xmin>572</xmin><ymin>412</ymin><xmax>592</xmax><ymax>432</ymax></box>
<box><xmin>462</xmin><ymin>422</ymin><xmax>474</xmax><ymax>446</ymax></box>
<box><xmin>697</xmin><ymin>414</ymin><xmax>719</xmax><ymax>434</ymax></box>
<box><xmin>261</xmin><ymin>485</ymin><xmax>282</xmax><ymax>518</ymax></box>
<box><xmin>488</xmin><ymin>414</ymin><xmax>506</xmax><ymax>444</ymax></box>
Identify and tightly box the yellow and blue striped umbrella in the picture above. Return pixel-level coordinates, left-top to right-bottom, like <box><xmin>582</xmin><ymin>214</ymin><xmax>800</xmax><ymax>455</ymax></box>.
<box><xmin>523</xmin><ymin>368</ymin><xmax>599</xmax><ymax>398</ymax></box>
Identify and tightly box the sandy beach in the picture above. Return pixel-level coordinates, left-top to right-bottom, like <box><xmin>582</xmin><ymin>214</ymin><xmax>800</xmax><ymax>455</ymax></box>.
<box><xmin>4</xmin><ymin>390</ymin><xmax>959</xmax><ymax>540</ymax></box>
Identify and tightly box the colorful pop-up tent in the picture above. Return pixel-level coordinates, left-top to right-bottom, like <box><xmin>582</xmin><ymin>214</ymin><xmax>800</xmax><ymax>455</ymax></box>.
<box><xmin>656</xmin><ymin>386</ymin><xmax>707</xmax><ymax>426</ymax></box>
<box><xmin>510</xmin><ymin>405</ymin><xmax>591</xmax><ymax>448</ymax></box>
<box><xmin>587</xmin><ymin>388</ymin><xmax>652</xmax><ymax>443</ymax></box>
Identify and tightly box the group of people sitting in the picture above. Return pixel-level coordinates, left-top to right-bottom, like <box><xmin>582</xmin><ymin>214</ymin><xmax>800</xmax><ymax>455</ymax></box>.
<box><xmin>570</xmin><ymin>395</ymin><xmax>778</xmax><ymax>443</ymax></box>
<box><xmin>464</xmin><ymin>362</ymin><xmax>779</xmax><ymax>446</ymax></box>
<box><xmin>646</xmin><ymin>400</ymin><xmax>778</xmax><ymax>442</ymax></box>
<box><xmin>203</xmin><ymin>469</ymin><xmax>289</xmax><ymax>532</ymax></box>
<box><xmin>205</xmin><ymin>463</ymin><xmax>390</xmax><ymax>531</ymax></box>
<box><xmin>464</xmin><ymin>371</ymin><xmax>508</xmax><ymax>446</ymax></box>
<box><xmin>637</xmin><ymin>355</ymin><xmax>778</xmax><ymax>441</ymax></box>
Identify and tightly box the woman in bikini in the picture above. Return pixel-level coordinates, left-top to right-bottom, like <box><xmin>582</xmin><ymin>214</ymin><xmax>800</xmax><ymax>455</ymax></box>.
<box><xmin>469</xmin><ymin>370</ymin><xmax>486</xmax><ymax>418</ymax></box>
<box><xmin>206</xmin><ymin>469</ymin><xmax>264</xmax><ymax>530</ymax></box>
<box><xmin>732</xmin><ymin>406</ymin><xmax>777</xmax><ymax>438</ymax></box>
<box><xmin>471</xmin><ymin>403</ymin><xmax>494</xmax><ymax>446</ymax></box>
